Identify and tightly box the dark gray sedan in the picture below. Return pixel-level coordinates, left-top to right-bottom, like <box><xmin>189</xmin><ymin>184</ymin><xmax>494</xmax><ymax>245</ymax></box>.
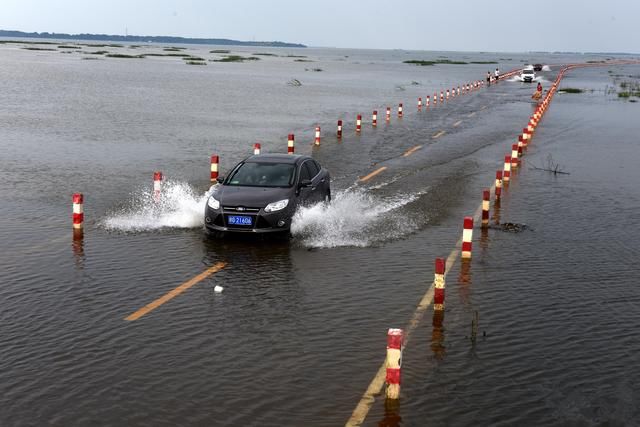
<box><xmin>204</xmin><ymin>154</ymin><xmax>331</xmax><ymax>235</ymax></box>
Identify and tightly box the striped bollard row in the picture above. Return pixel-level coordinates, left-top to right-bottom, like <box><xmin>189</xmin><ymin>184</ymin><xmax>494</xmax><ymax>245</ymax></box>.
<box><xmin>511</xmin><ymin>144</ymin><xmax>519</xmax><ymax>167</ymax></box>
<box><xmin>495</xmin><ymin>171</ymin><xmax>503</xmax><ymax>200</ymax></box>
<box><xmin>314</xmin><ymin>126</ymin><xmax>321</xmax><ymax>146</ymax></box>
<box><xmin>462</xmin><ymin>216</ymin><xmax>473</xmax><ymax>259</ymax></box>
<box><xmin>385</xmin><ymin>328</ymin><xmax>404</xmax><ymax>400</ymax></box>
<box><xmin>288</xmin><ymin>134</ymin><xmax>295</xmax><ymax>154</ymax></box>
<box><xmin>72</xmin><ymin>193</ymin><xmax>84</xmax><ymax>229</ymax></box>
<box><xmin>503</xmin><ymin>155</ymin><xmax>511</xmax><ymax>183</ymax></box>
<box><xmin>433</xmin><ymin>258</ymin><xmax>446</xmax><ymax>311</ymax></box>
<box><xmin>210</xmin><ymin>155</ymin><xmax>219</xmax><ymax>182</ymax></box>
<box><xmin>253</xmin><ymin>143</ymin><xmax>261</xmax><ymax>155</ymax></box>
<box><xmin>153</xmin><ymin>171</ymin><xmax>162</xmax><ymax>202</ymax></box>
<box><xmin>482</xmin><ymin>190</ymin><xmax>490</xmax><ymax>227</ymax></box>
<box><xmin>518</xmin><ymin>135</ymin><xmax>524</xmax><ymax>152</ymax></box>
<box><xmin>356</xmin><ymin>115</ymin><xmax>362</xmax><ymax>133</ymax></box>
<box><xmin>337</xmin><ymin>120</ymin><xmax>342</xmax><ymax>138</ymax></box>
<box><xmin>372</xmin><ymin>111</ymin><xmax>378</xmax><ymax>127</ymax></box>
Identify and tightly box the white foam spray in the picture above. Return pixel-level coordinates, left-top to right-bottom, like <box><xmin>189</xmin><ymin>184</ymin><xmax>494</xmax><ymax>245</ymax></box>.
<box><xmin>101</xmin><ymin>181</ymin><xmax>211</xmax><ymax>232</ymax></box>
<box><xmin>290</xmin><ymin>189</ymin><xmax>424</xmax><ymax>248</ymax></box>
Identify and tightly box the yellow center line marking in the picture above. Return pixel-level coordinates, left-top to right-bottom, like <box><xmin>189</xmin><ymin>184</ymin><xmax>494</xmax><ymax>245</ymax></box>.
<box><xmin>468</xmin><ymin>111</ymin><xmax>476</xmax><ymax>117</ymax></box>
<box><xmin>125</xmin><ymin>261</ymin><xmax>227</xmax><ymax>321</ymax></box>
<box><xmin>346</xmin><ymin>183</ymin><xmax>497</xmax><ymax>427</ymax></box>
<box><xmin>481</xmin><ymin>105</ymin><xmax>488</xmax><ymax>110</ymax></box>
<box><xmin>453</xmin><ymin>120</ymin><xmax>463</xmax><ymax>127</ymax></box>
<box><xmin>432</xmin><ymin>130</ymin><xmax>446</xmax><ymax>139</ymax></box>
<box><xmin>402</xmin><ymin>145</ymin><xmax>422</xmax><ymax>157</ymax></box>
<box><xmin>359</xmin><ymin>166</ymin><xmax>387</xmax><ymax>182</ymax></box>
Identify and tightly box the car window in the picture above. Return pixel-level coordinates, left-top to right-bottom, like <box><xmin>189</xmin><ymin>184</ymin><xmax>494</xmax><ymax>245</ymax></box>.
<box><xmin>299</xmin><ymin>161</ymin><xmax>313</xmax><ymax>181</ymax></box>
<box><xmin>227</xmin><ymin>162</ymin><xmax>295</xmax><ymax>187</ymax></box>
<box><xmin>307</xmin><ymin>160</ymin><xmax>320</xmax><ymax>178</ymax></box>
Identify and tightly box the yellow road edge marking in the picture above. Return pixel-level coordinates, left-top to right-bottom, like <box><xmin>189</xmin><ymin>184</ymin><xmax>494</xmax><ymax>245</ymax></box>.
<box><xmin>346</xmin><ymin>182</ymin><xmax>498</xmax><ymax>427</ymax></box>
<box><xmin>432</xmin><ymin>130</ymin><xmax>446</xmax><ymax>139</ymax></box>
<box><xmin>402</xmin><ymin>145</ymin><xmax>422</xmax><ymax>157</ymax></box>
<box><xmin>359</xmin><ymin>166</ymin><xmax>387</xmax><ymax>182</ymax></box>
<box><xmin>125</xmin><ymin>261</ymin><xmax>227</xmax><ymax>321</ymax></box>
<box><xmin>467</xmin><ymin>112</ymin><xmax>476</xmax><ymax>117</ymax></box>
<box><xmin>453</xmin><ymin>120</ymin><xmax>463</xmax><ymax>127</ymax></box>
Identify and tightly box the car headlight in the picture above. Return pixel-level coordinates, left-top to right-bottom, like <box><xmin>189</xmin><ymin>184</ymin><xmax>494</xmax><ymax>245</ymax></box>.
<box><xmin>264</xmin><ymin>199</ymin><xmax>289</xmax><ymax>213</ymax></box>
<box><xmin>207</xmin><ymin>196</ymin><xmax>220</xmax><ymax>210</ymax></box>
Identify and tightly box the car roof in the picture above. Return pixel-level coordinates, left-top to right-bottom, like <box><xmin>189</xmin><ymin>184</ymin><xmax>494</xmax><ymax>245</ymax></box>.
<box><xmin>244</xmin><ymin>153</ymin><xmax>311</xmax><ymax>165</ymax></box>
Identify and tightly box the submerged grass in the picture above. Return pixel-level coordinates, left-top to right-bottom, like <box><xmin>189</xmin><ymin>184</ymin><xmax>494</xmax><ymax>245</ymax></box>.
<box><xmin>185</xmin><ymin>61</ymin><xmax>207</xmax><ymax>65</ymax></box>
<box><xmin>213</xmin><ymin>55</ymin><xmax>260</xmax><ymax>62</ymax></box>
<box><xmin>404</xmin><ymin>59</ymin><xmax>470</xmax><ymax>66</ymax></box>
<box><xmin>105</xmin><ymin>53</ymin><xmax>144</xmax><ymax>59</ymax></box>
<box><xmin>470</xmin><ymin>61</ymin><xmax>498</xmax><ymax>64</ymax></box>
<box><xmin>210</xmin><ymin>49</ymin><xmax>230</xmax><ymax>54</ymax></box>
<box><xmin>164</xmin><ymin>47</ymin><xmax>186</xmax><ymax>51</ymax></box>
<box><xmin>559</xmin><ymin>88</ymin><xmax>583</xmax><ymax>93</ymax></box>
<box><xmin>22</xmin><ymin>47</ymin><xmax>57</xmax><ymax>51</ymax></box>
<box><xmin>58</xmin><ymin>45</ymin><xmax>81</xmax><ymax>49</ymax></box>
<box><xmin>253</xmin><ymin>53</ymin><xmax>278</xmax><ymax>56</ymax></box>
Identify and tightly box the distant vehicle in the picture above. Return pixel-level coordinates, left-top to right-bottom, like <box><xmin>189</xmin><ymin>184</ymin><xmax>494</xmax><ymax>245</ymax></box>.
<box><xmin>523</xmin><ymin>64</ymin><xmax>534</xmax><ymax>70</ymax></box>
<box><xmin>533</xmin><ymin>64</ymin><xmax>543</xmax><ymax>71</ymax></box>
<box><xmin>204</xmin><ymin>154</ymin><xmax>331</xmax><ymax>235</ymax></box>
<box><xmin>521</xmin><ymin>69</ymin><xmax>536</xmax><ymax>83</ymax></box>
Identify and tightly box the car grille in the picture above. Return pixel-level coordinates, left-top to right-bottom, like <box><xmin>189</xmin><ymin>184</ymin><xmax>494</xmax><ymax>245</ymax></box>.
<box><xmin>222</xmin><ymin>206</ymin><xmax>261</xmax><ymax>213</ymax></box>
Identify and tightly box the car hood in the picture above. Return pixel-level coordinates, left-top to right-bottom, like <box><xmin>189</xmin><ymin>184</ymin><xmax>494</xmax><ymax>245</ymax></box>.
<box><xmin>214</xmin><ymin>185</ymin><xmax>292</xmax><ymax>208</ymax></box>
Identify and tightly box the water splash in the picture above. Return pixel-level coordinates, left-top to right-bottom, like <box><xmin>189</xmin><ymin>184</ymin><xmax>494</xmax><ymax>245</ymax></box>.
<box><xmin>101</xmin><ymin>181</ymin><xmax>211</xmax><ymax>232</ymax></box>
<box><xmin>290</xmin><ymin>189</ymin><xmax>423</xmax><ymax>248</ymax></box>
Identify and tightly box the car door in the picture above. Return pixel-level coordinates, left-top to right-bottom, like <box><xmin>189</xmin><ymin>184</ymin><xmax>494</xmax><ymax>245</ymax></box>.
<box><xmin>297</xmin><ymin>160</ymin><xmax>315</xmax><ymax>205</ymax></box>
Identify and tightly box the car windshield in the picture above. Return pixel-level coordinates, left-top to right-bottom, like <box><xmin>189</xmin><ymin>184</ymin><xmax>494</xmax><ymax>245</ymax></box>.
<box><xmin>227</xmin><ymin>162</ymin><xmax>295</xmax><ymax>187</ymax></box>
<box><xmin>524</xmin><ymin>70</ymin><xmax>534</xmax><ymax>74</ymax></box>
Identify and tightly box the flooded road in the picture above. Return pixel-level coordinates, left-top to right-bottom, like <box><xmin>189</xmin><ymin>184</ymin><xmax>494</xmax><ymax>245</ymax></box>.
<box><xmin>1</xmin><ymin>42</ymin><xmax>639</xmax><ymax>426</ymax></box>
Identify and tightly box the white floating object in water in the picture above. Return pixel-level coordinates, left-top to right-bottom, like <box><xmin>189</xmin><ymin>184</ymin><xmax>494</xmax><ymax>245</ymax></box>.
<box><xmin>214</xmin><ymin>285</ymin><xmax>224</xmax><ymax>293</ymax></box>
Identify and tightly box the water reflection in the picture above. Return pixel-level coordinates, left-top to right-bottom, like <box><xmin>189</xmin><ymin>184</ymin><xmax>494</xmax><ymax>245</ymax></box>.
<box><xmin>72</xmin><ymin>229</ymin><xmax>85</xmax><ymax>269</ymax></box>
<box><xmin>458</xmin><ymin>259</ymin><xmax>472</xmax><ymax>307</ymax></box>
<box><xmin>377</xmin><ymin>398</ymin><xmax>402</xmax><ymax>427</ymax></box>
<box><xmin>431</xmin><ymin>310</ymin><xmax>446</xmax><ymax>360</ymax></box>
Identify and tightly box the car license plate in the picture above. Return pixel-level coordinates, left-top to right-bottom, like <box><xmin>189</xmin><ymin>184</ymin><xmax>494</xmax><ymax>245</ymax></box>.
<box><xmin>228</xmin><ymin>215</ymin><xmax>253</xmax><ymax>226</ymax></box>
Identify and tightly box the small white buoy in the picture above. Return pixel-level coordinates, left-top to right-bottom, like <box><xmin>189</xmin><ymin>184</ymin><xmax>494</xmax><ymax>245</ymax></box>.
<box><xmin>214</xmin><ymin>285</ymin><xmax>224</xmax><ymax>293</ymax></box>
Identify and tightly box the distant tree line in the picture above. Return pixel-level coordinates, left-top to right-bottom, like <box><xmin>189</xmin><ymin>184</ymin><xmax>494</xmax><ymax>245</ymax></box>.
<box><xmin>0</xmin><ymin>29</ymin><xmax>306</xmax><ymax>48</ymax></box>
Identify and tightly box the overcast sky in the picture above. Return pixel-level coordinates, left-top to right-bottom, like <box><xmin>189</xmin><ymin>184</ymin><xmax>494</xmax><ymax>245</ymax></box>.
<box><xmin>2</xmin><ymin>0</ymin><xmax>638</xmax><ymax>53</ymax></box>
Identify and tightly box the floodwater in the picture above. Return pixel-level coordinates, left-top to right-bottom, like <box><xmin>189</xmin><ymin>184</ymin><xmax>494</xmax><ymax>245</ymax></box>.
<box><xmin>1</xmin><ymin>41</ymin><xmax>640</xmax><ymax>426</ymax></box>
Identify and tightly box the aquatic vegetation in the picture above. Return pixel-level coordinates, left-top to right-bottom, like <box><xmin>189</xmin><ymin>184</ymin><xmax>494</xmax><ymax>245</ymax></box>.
<box><xmin>286</xmin><ymin>55</ymin><xmax>307</xmax><ymax>58</ymax></box>
<box><xmin>213</xmin><ymin>55</ymin><xmax>260</xmax><ymax>62</ymax></box>
<box><xmin>182</xmin><ymin>56</ymin><xmax>205</xmax><ymax>61</ymax></box>
<box><xmin>185</xmin><ymin>61</ymin><xmax>207</xmax><ymax>65</ymax></box>
<box><xmin>164</xmin><ymin>47</ymin><xmax>186</xmax><ymax>51</ymax></box>
<box><xmin>253</xmin><ymin>53</ymin><xmax>278</xmax><ymax>56</ymax></box>
<box><xmin>58</xmin><ymin>45</ymin><xmax>81</xmax><ymax>49</ymax></box>
<box><xmin>83</xmin><ymin>50</ymin><xmax>109</xmax><ymax>55</ymax></box>
<box><xmin>22</xmin><ymin>47</ymin><xmax>56</xmax><ymax>51</ymax></box>
<box><xmin>210</xmin><ymin>49</ymin><xmax>230</xmax><ymax>54</ymax></box>
<box><xmin>294</xmin><ymin>59</ymin><xmax>313</xmax><ymax>62</ymax></box>
<box><xmin>404</xmin><ymin>60</ymin><xmax>436</xmax><ymax>66</ymax></box>
<box><xmin>559</xmin><ymin>88</ymin><xmax>583</xmax><ymax>93</ymax></box>
<box><xmin>470</xmin><ymin>61</ymin><xmax>498</xmax><ymax>64</ymax></box>
<box><xmin>105</xmin><ymin>53</ymin><xmax>145</xmax><ymax>58</ymax></box>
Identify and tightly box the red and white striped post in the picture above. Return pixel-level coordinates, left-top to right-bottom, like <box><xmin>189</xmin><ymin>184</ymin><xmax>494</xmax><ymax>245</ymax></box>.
<box><xmin>426</xmin><ymin>95</ymin><xmax>430</xmax><ymax>107</ymax></box>
<box><xmin>503</xmin><ymin>155</ymin><xmax>511</xmax><ymax>183</ymax></box>
<box><xmin>511</xmin><ymin>144</ymin><xmax>519</xmax><ymax>167</ymax></box>
<box><xmin>386</xmin><ymin>107</ymin><xmax>391</xmax><ymax>122</ymax></box>
<box><xmin>446</xmin><ymin>89</ymin><xmax>450</xmax><ymax>100</ymax></box>
<box><xmin>72</xmin><ymin>193</ymin><xmax>84</xmax><ymax>229</ymax></box>
<box><xmin>482</xmin><ymin>190</ymin><xmax>490</xmax><ymax>227</ymax></box>
<box><xmin>418</xmin><ymin>97</ymin><xmax>422</xmax><ymax>110</ymax></box>
<box><xmin>433</xmin><ymin>92</ymin><xmax>438</xmax><ymax>105</ymax></box>
<box><xmin>253</xmin><ymin>143</ymin><xmax>261</xmax><ymax>155</ymax></box>
<box><xmin>522</xmin><ymin>128</ymin><xmax>531</xmax><ymax>145</ymax></box>
<box><xmin>433</xmin><ymin>258</ymin><xmax>446</xmax><ymax>311</ymax></box>
<box><xmin>457</xmin><ymin>86</ymin><xmax>461</xmax><ymax>96</ymax></box>
<box><xmin>153</xmin><ymin>171</ymin><xmax>162</xmax><ymax>202</ymax></box>
<box><xmin>398</xmin><ymin>103</ymin><xmax>403</xmax><ymax>118</ymax></box>
<box><xmin>495</xmin><ymin>170</ymin><xmax>503</xmax><ymax>200</ymax></box>
<box><xmin>337</xmin><ymin>120</ymin><xmax>343</xmax><ymax>138</ymax></box>
<box><xmin>440</xmin><ymin>91</ymin><xmax>444</xmax><ymax>102</ymax></box>
<box><xmin>356</xmin><ymin>115</ymin><xmax>362</xmax><ymax>132</ymax></box>
<box><xmin>385</xmin><ymin>328</ymin><xmax>404</xmax><ymax>400</ymax></box>
<box><xmin>288</xmin><ymin>134</ymin><xmax>295</xmax><ymax>154</ymax></box>
<box><xmin>518</xmin><ymin>144</ymin><xmax>524</xmax><ymax>161</ymax></box>
<box><xmin>462</xmin><ymin>216</ymin><xmax>473</xmax><ymax>259</ymax></box>
<box><xmin>372</xmin><ymin>111</ymin><xmax>378</xmax><ymax>127</ymax></box>
<box><xmin>518</xmin><ymin>135</ymin><xmax>524</xmax><ymax>152</ymax></box>
<box><xmin>314</xmin><ymin>126</ymin><xmax>321</xmax><ymax>146</ymax></box>
<box><xmin>210</xmin><ymin>155</ymin><xmax>219</xmax><ymax>182</ymax></box>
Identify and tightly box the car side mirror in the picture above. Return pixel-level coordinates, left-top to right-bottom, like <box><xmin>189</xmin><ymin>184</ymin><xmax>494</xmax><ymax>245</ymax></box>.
<box><xmin>216</xmin><ymin>176</ymin><xmax>225</xmax><ymax>184</ymax></box>
<box><xmin>298</xmin><ymin>179</ymin><xmax>312</xmax><ymax>188</ymax></box>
